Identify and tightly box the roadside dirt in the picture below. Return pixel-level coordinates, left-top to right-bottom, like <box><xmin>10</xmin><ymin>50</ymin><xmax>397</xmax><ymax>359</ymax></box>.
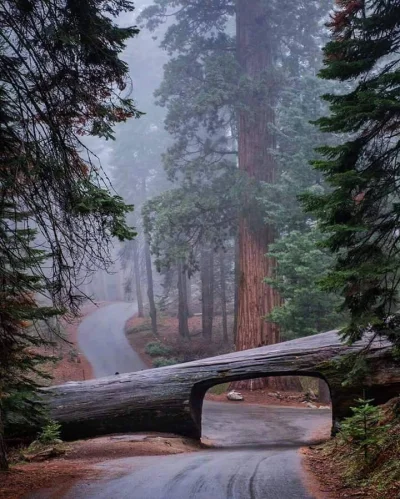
<box><xmin>0</xmin><ymin>434</ymin><xmax>201</xmax><ymax>499</ymax></box>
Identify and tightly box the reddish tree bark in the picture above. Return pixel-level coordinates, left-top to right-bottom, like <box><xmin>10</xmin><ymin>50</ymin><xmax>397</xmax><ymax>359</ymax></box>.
<box><xmin>233</xmin><ymin>234</ymin><xmax>239</xmax><ymax>344</ymax></box>
<box><xmin>236</xmin><ymin>0</ymin><xmax>280</xmax><ymax>351</ymax></box>
<box><xmin>234</xmin><ymin>0</ymin><xmax>302</xmax><ymax>391</ymax></box>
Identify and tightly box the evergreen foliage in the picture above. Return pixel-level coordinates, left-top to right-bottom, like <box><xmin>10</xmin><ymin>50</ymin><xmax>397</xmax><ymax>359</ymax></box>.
<box><xmin>266</xmin><ymin>230</ymin><xmax>345</xmax><ymax>339</ymax></box>
<box><xmin>37</xmin><ymin>420</ymin><xmax>62</xmax><ymax>445</ymax></box>
<box><xmin>0</xmin><ymin>0</ymin><xmax>138</xmax><ymax>313</ymax></box>
<box><xmin>339</xmin><ymin>398</ymin><xmax>390</xmax><ymax>464</ymax></box>
<box><xmin>0</xmin><ymin>199</ymin><xmax>61</xmax><ymax>469</ymax></box>
<box><xmin>302</xmin><ymin>0</ymin><xmax>400</xmax><ymax>345</ymax></box>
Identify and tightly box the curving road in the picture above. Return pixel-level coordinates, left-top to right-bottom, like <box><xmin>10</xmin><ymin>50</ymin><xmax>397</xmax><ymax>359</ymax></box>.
<box><xmin>67</xmin><ymin>302</ymin><xmax>330</xmax><ymax>499</ymax></box>
<box><xmin>78</xmin><ymin>302</ymin><xmax>147</xmax><ymax>377</ymax></box>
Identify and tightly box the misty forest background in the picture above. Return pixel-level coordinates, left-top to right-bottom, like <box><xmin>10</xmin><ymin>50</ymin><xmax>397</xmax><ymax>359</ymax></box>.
<box><xmin>88</xmin><ymin>0</ymin><xmax>345</xmax><ymax>356</ymax></box>
<box><xmin>2</xmin><ymin>0</ymin><xmax>400</xmax><ymax>474</ymax></box>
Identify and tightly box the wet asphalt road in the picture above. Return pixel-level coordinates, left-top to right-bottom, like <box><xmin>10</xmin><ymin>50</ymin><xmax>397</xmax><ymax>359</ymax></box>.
<box><xmin>77</xmin><ymin>302</ymin><xmax>147</xmax><ymax>377</ymax></box>
<box><xmin>64</xmin><ymin>302</ymin><xmax>331</xmax><ymax>499</ymax></box>
<box><xmin>64</xmin><ymin>402</ymin><xmax>330</xmax><ymax>499</ymax></box>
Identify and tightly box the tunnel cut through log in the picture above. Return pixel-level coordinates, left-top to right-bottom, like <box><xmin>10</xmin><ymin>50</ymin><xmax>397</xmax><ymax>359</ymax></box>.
<box><xmin>191</xmin><ymin>374</ymin><xmax>332</xmax><ymax>437</ymax></box>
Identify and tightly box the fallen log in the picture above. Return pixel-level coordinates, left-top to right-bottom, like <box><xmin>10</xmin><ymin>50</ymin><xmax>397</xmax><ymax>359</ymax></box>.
<box><xmin>42</xmin><ymin>330</ymin><xmax>399</xmax><ymax>441</ymax></box>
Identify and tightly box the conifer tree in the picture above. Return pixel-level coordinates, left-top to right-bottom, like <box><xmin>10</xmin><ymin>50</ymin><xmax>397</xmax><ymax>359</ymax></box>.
<box><xmin>0</xmin><ymin>0</ymin><xmax>141</xmax><ymax>468</ymax></box>
<box><xmin>0</xmin><ymin>200</ymin><xmax>61</xmax><ymax>470</ymax></box>
<box><xmin>0</xmin><ymin>0</ymin><xmax>138</xmax><ymax>313</ymax></box>
<box><xmin>266</xmin><ymin>230</ymin><xmax>345</xmax><ymax>340</ymax></box>
<box><xmin>303</xmin><ymin>0</ymin><xmax>400</xmax><ymax>345</ymax></box>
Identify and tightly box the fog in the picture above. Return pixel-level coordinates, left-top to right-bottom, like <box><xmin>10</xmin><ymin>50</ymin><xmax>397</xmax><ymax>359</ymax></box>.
<box><xmin>85</xmin><ymin>0</ymin><xmax>339</xmax><ymax>347</ymax></box>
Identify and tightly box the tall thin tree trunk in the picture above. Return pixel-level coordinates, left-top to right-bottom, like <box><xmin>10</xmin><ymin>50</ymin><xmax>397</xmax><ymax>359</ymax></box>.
<box><xmin>219</xmin><ymin>250</ymin><xmax>229</xmax><ymax>343</ymax></box>
<box><xmin>144</xmin><ymin>239</ymin><xmax>157</xmax><ymax>335</ymax></box>
<box><xmin>236</xmin><ymin>0</ymin><xmax>280</xmax><ymax>351</ymax></box>
<box><xmin>233</xmin><ymin>234</ymin><xmax>239</xmax><ymax>344</ymax></box>
<box><xmin>201</xmin><ymin>247</ymin><xmax>214</xmax><ymax>340</ymax></box>
<box><xmin>186</xmin><ymin>277</ymin><xmax>193</xmax><ymax>318</ymax></box>
<box><xmin>177</xmin><ymin>262</ymin><xmax>190</xmax><ymax>338</ymax></box>
<box><xmin>0</xmin><ymin>407</ymin><xmax>8</xmax><ymax>471</ymax></box>
<box><xmin>133</xmin><ymin>241</ymin><xmax>144</xmax><ymax>318</ymax></box>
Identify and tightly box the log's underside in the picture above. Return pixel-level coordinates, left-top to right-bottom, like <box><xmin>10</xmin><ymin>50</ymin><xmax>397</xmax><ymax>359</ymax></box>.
<box><xmin>43</xmin><ymin>331</ymin><xmax>400</xmax><ymax>441</ymax></box>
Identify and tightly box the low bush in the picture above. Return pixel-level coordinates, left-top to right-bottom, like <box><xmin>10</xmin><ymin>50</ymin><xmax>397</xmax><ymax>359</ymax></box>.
<box><xmin>127</xmin><ymin>320</ymin><xmax>153</xmax><ymax>335</ymax></box>
<box><xmin>37</xmin><ymin>420</ymin><xmax>62</xmax><ymax>445</ymax></box>
<box><xmin>339</xmin><ymin>398</ymin><xmax>389</xmax><ymax>465</ymax></box>
<box><xmin>152</xmin><ymin>357</ymin><xmax>181</xmax><ymax>368</ymax></box>
<box><xmin>145</xmin><ymin>341</ymin><xmax>173</xmax><ymax>357</ymax></box>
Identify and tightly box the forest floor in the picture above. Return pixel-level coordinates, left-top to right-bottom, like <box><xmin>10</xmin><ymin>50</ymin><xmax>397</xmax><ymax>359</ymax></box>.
<box><xmin>206</xmin><ymin>388</ymin><xmax>330</xmax><ymax>409</ymax></box>
<box><xmin>125</xmin><ymin>314</ymin><xmax>235</xmax><ymax>368</ymax></box>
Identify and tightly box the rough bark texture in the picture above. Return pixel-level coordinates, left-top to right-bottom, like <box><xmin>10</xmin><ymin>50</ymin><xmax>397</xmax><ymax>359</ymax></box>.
<box><xmin>144</xmin><ymin>239</ymin><xmax>157</xmax><ymax>336</ymax></box>
<box><xmin>177</xmin><ymin>262</ymin><xmax>189</xmax><ymax>338</ymax></box>
<box><xmin>219</xmin><ymin>250</ymin><xmax>229</xmax><ymax>343</ymax></box>
<box><xmin>0</xmin><ymin>407</ymin><xmax>8</xmax><ymax>471</ymax></box>
<box><xmin>201</xmin><ymin>247</ymin><xmax>214</xmax><ymax>340</ymax></box>
<box><xmin>236</xmin><ymin>0</ymin><xmax>280</xmax><ymax>354</ymax></box>
<box><xmin>42</xmin><ymin>331</ymin><xmax>399</xmax><ymax>441</ymax></box>
<box><xmin>133</xmin><ymin>240</ymin><xmax>144</xmax><ymax>318</ymax></box>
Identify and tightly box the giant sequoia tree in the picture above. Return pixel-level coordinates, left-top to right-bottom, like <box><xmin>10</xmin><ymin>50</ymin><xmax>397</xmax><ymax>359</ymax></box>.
<box><xmin>303</xmin><ymin>0</ymin><xmax>400</xmax><ymax>346</ymax></box>
<box><xmin>142</xmin><ymin>0</ymin><xmax>332</xmax><ymax>352</ymax></box>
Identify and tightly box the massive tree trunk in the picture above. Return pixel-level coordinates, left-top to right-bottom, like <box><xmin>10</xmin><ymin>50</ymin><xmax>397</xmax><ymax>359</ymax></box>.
<box><xmin>236</xmin><ymin>0</ymin><xmax>280</xmax><ymax>352</ymax></box>
<box><xmin>144</xmin><ymin>238</ymin><xmax>157</xmax><ymax>336</ymax></box>
<box><xmin>0</xmin><ymin>407</ymin><xmax>8</xmax><ymax>471</ymax></box>
<box><xmin>219</xmin><ymin>250</ymin><xmax>229</xmax><ymax>343</ymax></box>
<box><xmin>40</xmin><ymin>332</ymin><xmax>398</xmax><ymax>442</ymax></box>
<box><xmin>201</xmin><ymin>247</ymin><xmax>214</xmax><ymax>340</ymax></box>
<box><xmin>177</xmin><ymin>262</ymin><xmax>190</xmax><ymax>338</ymax></box>
<box><xmin>235</xmin><ymin>0</ymin><xmax>289</xmax><ymax>391</ymax></box>
<box><xmin>133</xmin><ymin>240</ymin><xmax>144</xmax><ymax>318</ymax></box>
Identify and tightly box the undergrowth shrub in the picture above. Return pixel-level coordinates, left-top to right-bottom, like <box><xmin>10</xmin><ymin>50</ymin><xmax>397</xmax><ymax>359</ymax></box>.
<box><xmin>145</xmin><ymin>342</ymin><xmax>173</xmax><ymax>357</ymax></box>
<box><xmin>37</xmin><ymin>420</ymin><xmax>62</xmax><ymax>445</ymax></box>
<box><xmin>152</xmin><ymin>357</ymin><xmax>181</xmax><ymax>368</ymax></box>
<box><xmin>339</xmin><ymin>398</ymin><xmax>389</xmax><ymax>464</ymax></box>
<box><xmin>128</xmin><ymin>320</ymin><xmax>153</xmax><ymax>335</ymax></box>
